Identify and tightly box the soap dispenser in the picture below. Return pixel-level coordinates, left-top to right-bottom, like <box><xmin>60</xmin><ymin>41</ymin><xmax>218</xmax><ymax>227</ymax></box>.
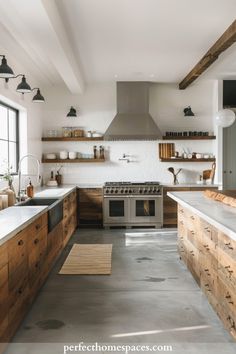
<box><xmin>26</xmin><ymin>179</ymin><xmax>34</xmax><ymax>198</ymax></box>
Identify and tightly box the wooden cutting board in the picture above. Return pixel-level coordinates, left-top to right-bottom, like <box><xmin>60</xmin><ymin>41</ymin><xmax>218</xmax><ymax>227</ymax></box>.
<box><xmin>204</xmin><ymin>189</ymin><xmax>236</xmax><ymax>208</ymax></box>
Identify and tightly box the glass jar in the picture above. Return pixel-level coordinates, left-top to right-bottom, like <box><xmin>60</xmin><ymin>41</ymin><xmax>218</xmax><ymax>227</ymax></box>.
<box><xmin>72</xmin><ymin>127</ymin><xmax>84</xmax><ymax>137</ymax></box>
<box><xmin>62</xmin><ymin>127</ymin><xmax>72</xmax><ymax>137</ymax></box>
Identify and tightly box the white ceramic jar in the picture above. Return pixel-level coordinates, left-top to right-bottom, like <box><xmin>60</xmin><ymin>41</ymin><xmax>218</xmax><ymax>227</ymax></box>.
<box><xmin>59</xmin><ymin>151</ymin><xmax>68</xmax><ymax>159</ymax></box>
<box><xmin>69</xmin><ymin>151</ymin><xmax>77</xmax><ymax>159</ymax></box>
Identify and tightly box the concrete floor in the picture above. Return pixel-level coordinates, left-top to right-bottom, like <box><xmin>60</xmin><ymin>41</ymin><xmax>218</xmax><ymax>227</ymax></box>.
<box><xmin>6</xmin><ymin>228</ymin><xmax>236</xmax><ymax>354</ymax></box>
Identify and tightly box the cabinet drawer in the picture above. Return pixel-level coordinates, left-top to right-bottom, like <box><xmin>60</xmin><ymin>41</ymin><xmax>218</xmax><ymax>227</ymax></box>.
<box><xmin>28</xmin><ymin>214</ymin><xmax>47</xmax><ymax>234</ymax></box>
<box><xmin>28</xmin><ymin>225</ymin><xmax>47</xmax><ymax>254</ymax></box>
<box><xmin>8</xmin><ymin>260</ymin><xmax>28</xmax><ymax>291</ymax></box>
<box><xmin>218</xmin><ymin>232</ymin><xmax>236</xmax><ymax>262</ymax></box>
<box><xmin>0</xmin><ymin>280</ymin><xmax>8</xmax><ymax>324</ymax></box>
<box><xmin>0</xmin><ymin>264</ymin><xmax>8</xmax><ymax>289</ymax></box>
<box><xmin>200</xmin><ymin>219</ymin><xmax>218</xmax><ymax>245</ymax></box>
<box><xmin>0</xmin><ymin>243</ymin><xmax>8</xmax><ymax>270</ymax></box>
<box><xmin>8</xmin><ymin>229</ymin><xmax>28</xmax><ymax>274</ymax></box>
<box><xmin>0</xmin><ymin>315</ymin><xmax>8</xmax><ymax>342</ymax></box>
<box><xmin>9</xmin><ymin>269</ymin><xmax>29</xmax><ymax>313</ymax></box>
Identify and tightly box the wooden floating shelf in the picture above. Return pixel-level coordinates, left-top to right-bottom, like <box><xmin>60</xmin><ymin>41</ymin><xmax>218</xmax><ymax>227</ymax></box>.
<box><xmin>42</xmin><ymin>137</ymin><xmax>104</xmax><ymax>142</ymax></box>
<box><xmin>160</xmin><ymin>158</ymin><xmax>216</xmax><ymax>162</ymax></box>
<box><xmin>42</xmin><ymin>158</ymin><xmax>105</xmax><ymax>163</ymax></box>
<box><xmin>162</xmin><ymin>136</ymin><xmax>216</xmax><ymax>140</ymax></box>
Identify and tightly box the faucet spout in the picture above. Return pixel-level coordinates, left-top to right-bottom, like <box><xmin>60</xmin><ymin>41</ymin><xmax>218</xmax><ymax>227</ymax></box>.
<box><xmin>18</xmin><ymin>154</ymin><xmax>41</xmax><ymax>201</ymax></box>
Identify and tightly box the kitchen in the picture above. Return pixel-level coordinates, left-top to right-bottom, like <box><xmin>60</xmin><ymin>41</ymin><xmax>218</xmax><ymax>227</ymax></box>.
<box><xmin>1</xmin><ymin>1</ymin><xmax>236</xmax><ymax>353</ymax></box>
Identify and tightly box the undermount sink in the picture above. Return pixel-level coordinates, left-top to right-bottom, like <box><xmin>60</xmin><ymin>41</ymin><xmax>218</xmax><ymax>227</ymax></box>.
<box><xmin>16</xmin><ymin>198</ymin><xmax>63</xmax><ymax>232</ymax></box>
<box><xmin>17</xmin><ymin>197</ymin><xmax>59</xmax><ymax>207</ymax></box>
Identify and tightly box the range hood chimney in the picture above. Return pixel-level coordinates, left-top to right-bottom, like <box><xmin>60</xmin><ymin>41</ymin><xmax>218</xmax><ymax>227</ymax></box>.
<box><xmin>104</xmin><ymin>82</ymin><xmax>162</xmax><ymax>140</ymax></box>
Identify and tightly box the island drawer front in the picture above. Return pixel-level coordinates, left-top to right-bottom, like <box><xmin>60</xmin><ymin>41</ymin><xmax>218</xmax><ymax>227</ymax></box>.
<box><xmin>218</xmin><ymin>232</ymin><xmax>236</xmax><ymax>261</ymax></box>
<box><xmin>0</xmin><ymin>243</ymin><xmax>8</xmax><ymax>270</ymax></box>
<box><xmin>218</xmin><ymin>248</ymin><xmax>236</xmax><ymax>283</ymax></box>
<box><xmin>200</xmin><ymin>219</ymin><xmax>218</xmax><ymax>244</ymax></box>
<box><xmin>201</xmin><ymin>269</ymin><xmax>218</xmax><ymax>309</ymax></box>
<box><xmin>185</xmin><ymin>241</ymin><xmax>200</xmax><ymax>285</ymax></box>
<box><xmin>8</xmin><ymin>229</ymin><xmax>28</xmax><ymax>274</ymax></box>
<box><xmin>177</xmin><ymin>240</ymin><xmax>187</xmax><ymax>263</ymax></box>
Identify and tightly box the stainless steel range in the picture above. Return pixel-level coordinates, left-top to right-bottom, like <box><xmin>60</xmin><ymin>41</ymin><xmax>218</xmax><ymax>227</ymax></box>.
<box><xmin>103</xmin><ymin>182</ymin><xmax>163</xmax><ymax>229</ymax></box>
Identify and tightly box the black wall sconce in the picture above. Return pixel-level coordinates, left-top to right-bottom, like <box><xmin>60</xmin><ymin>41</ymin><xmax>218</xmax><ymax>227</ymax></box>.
<box><xmin>32</xmin><ymin>88</ymin><xmax>45</xmax><ymax>103</ymax></box>
<box><xmin>183</xmin><ymin>106</ymin><xmax>195</xmax><ymax>116</ymax></box>
<box><xmin>0</xmin><ymin>54</ymin><xmax>45</xmax><ymax>103</ymax></box>
<box><xmin>67</xmin><ymin>106</ymin><xmax>77</xmax><ymax>117</ymax></box>
<box><xmin>0</xmin><ymin>55</ymin><xmax>14</xmax><ymax>78</ymax></box>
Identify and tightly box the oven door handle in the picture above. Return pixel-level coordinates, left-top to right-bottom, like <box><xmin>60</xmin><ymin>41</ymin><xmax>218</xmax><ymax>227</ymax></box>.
<box><xmin>104</xmin><ymin>195</ymin><xmax>131</xmax><ymax>198</ymax></box>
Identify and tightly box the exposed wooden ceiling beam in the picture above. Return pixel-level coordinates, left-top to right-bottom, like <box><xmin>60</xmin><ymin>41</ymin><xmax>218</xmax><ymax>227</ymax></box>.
<box><xmin>179</xmin><ymin>19</ymin><xmax>236</xmax><ymax>90</ymax></box>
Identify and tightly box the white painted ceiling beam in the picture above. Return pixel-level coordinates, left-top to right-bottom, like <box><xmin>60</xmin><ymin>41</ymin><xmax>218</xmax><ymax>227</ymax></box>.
<box><xmin>0</xmin><ymin>0</ymin><xmax>84</xmax><ymax>94</ymax></box>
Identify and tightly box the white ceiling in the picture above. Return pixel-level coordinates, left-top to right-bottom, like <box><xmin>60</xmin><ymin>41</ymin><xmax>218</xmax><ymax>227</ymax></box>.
<box><xmin>0</xmin><ymin>0</ymin><xmax>236</xmax><ymax>93</ymax></box>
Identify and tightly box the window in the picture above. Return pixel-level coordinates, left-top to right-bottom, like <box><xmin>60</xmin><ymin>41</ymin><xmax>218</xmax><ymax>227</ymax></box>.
<box><xmin>0</xmin><ymin>102</ymin><xmax>19</xmax><ymax>175</ymax></box>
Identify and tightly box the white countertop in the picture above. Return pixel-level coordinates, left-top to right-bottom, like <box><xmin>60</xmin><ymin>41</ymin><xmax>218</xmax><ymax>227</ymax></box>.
<box><xmin>0</xmin><ymin>185</ymin><xmax>77</xmax><ymax>246</ymax></box>
<box><xmin>0</xmin><ymin>206</ymin><xmax>48</xmax><ymax>246</ymax></box>
<box><xmin>168</xmin><ymin>191</ymin><xmax>236</xmax><ymax>241</ymax></box>
<box><xmin>35</xmin><ymin>185</ymin><xmax>76</xmax><ymax>198</ymax></box>
<box><xmin>163</xmin><ymin>184</ymin><xmax>218</xmax><ymax>188</ymax></box>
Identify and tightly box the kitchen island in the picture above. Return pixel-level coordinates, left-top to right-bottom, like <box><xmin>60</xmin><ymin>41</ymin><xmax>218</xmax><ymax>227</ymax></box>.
<box><xmin>168</xmin><ymin>191</ymin><xmax>236</xmax><ymax>339</ymax></box>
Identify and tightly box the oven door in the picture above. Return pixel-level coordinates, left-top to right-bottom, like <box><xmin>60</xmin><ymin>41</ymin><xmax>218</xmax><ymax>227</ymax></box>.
<box><xmin>103</xmin><ymin>196</ymin><xmax>130</xmax><ymax>224</ymax></box>
<box><xmin>129</xmin><ymin>196</ymin><xmax>163</xmax><ymax>224</ymax></box>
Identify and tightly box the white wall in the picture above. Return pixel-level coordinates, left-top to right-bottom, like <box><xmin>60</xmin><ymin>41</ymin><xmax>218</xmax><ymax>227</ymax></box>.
<box><xmin>42</xmin><ymin>80</ymin><xmax>218</xmax><ymax>185</ymax></box>
<box><xmin>0</xmin><ymin>77</ymin><xmax>43</xmax><ymax>191</ymax></box>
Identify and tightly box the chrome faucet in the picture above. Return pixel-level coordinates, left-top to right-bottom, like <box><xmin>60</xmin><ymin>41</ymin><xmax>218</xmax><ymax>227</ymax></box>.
<box><xmin>18</xmin><ymin>154</ymin><xmax>41</xmax><ymax>201</ymax></box>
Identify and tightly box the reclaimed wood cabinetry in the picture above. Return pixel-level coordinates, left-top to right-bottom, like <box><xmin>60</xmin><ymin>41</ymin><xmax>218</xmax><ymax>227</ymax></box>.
<box><xmin>0</xmin><ymin>190</ymin><xmax>77</xmax><ymax>348</ymax></box>
<box><xmin>163</xmin><ymin>186</ymin><xmax>218</xmax><ymax>227</ymax></box>
<box><xmin>178</xmin><ymin>205</ymin><xmax>236</xmax><ymax>339</ymax></box>
<box><xmin>63</xmin><ymin>190</ymin><xmax>77</xmax><ymax>246</ymax></box>
<box><xmin>78</xmin><ymin>188</ymin><xmax>103</xmax><ymax>227</ymax></box>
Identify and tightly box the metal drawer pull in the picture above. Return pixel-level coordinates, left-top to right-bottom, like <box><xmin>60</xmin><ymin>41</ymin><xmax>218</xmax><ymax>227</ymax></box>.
<box><xmin>225</xmin><ymin>265</ymin><xmax>230</xmax><ymax>269</ymax></box>
<box><xmin>204</xmin><ymin>268</ymin><xmax>209</xmax><ymax>272</ymax></box>
<box><xmin>225</xmin><ymin>294</ymin><xmax>231</xmax><ymax>299</ymax></box>
<box><xmin>229</xmin><ymin>301</ymin><xmax>234</xmax><ymax>305</ymax></box>
<box><xmin>35</xmin><ymin>224</ymin><xmax>41</xmax><ymax>230</ymax></box>
<box><xmin>190</xmin><ymin>216</ymin><xmax>195</xmax><ymax>220</ymax></box>
<box><xmin>18</xmin><ymin>287</ymin><xmax>23</xmax><ymax>294</ymax></box>
<box><xmin>18</xmin><ymin>240</ymin><xmax>24</xmax><ymax>246</ymax></box>
<box><xmin>34</xmin><ymin>238</ymin><xmax>39</xmax><ymax>245</ymax></box>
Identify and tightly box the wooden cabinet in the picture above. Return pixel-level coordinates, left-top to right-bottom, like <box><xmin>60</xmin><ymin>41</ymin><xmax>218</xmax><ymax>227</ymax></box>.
<box><xmin>163</xmin><ymin>186</ymin><xmax>218</xmax><ymax>227</ymax></box>
<box><xmin>63</xmin><ymin>190</ymin><xmax>77</xmax><ymax>246</ymax></box>
<box><xmin>0</xmin><ymin>243</ymin><xmax>9</xmax><ymax>345</ymax></box>
<box><xmin>177</xmin><ymin>204</ymin><xmax>236</xmax><ymax>339</ymax></box>
<box><xmin>0</xmin><ymin>189</ymin><xmax>77</xmax><ymax>347</ymax></box>
<box><xmin>78</xmin><ymin>188</ymin><xmax>103</xmax><ymax>227</ymax></box>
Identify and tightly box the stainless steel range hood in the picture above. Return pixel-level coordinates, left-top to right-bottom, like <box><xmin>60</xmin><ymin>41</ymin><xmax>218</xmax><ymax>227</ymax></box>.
<box><xmin>104</xmin><ymin>82</ymin><xmax>162</xmax><ymax>140</ymax></box>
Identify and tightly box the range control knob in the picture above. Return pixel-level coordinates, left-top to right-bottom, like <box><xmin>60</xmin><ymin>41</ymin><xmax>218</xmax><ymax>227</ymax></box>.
<box><xmin>105</xmin><ymin>189</ymin><xmax>109</xmax><ymax>193</ymax></box>
<box><xmin>110</xmin><ymin>189</ymin><xmax>114</xmax><ymax>193</ymax></box>
<box><xmin>139</xmin><ymin>189</ymin><xmax>143</xmax><ymax>194</ymax></box>
<box><xmin>115</xmin><ymin>189</ymin><xmax>118</xmax><ymax>193</ymax></box>
<box><xmin>124</xmin><ymin>189</ymin><xmax>128</xmax><ymax>194</ymax></box>
<box><xmin>144</xmin><ymin>189</ymin><xmax>147</xmax><ymax>193</ymax></box>
<box><xmin>129</xmin><ymin>189</ymin><xmax>132</xmax><ymax>194</ymax></box>
<box><xmin>120</xmin><ymin>190</ymin><xmax>124</xmax><ymax>193</ymax></box>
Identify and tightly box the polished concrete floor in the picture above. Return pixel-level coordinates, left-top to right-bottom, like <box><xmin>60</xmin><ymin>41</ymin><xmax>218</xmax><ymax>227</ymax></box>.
<box><xmin>6</xmin><ymin>228</ymin><xmax>236</xmax><ymax>354</ymax></box>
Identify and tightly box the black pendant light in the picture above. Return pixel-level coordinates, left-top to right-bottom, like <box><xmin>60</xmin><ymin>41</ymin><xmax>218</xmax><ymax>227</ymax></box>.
<box><xmin>32</xmin><ymin>88</ymin><xmax>45</xmax><ymax>103</ymax></box>
<box><xmin>67</xmin><ymin>106</ymin><xmax>77</xmax><ymax>117</ymax></box>
<box><xmin>16</xmin><ymin>75</ymin><xmax>31</xmax><ymax>93</ymax></box>
<box><xmin>0</xmin><ymin>55</ymin><xmax>14</xmax><ymax>79</ymax></box>
<box><xmin>183</xmin><ymin>106</ymin><xmax>195</xmax><ymax>117</ymax></box>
